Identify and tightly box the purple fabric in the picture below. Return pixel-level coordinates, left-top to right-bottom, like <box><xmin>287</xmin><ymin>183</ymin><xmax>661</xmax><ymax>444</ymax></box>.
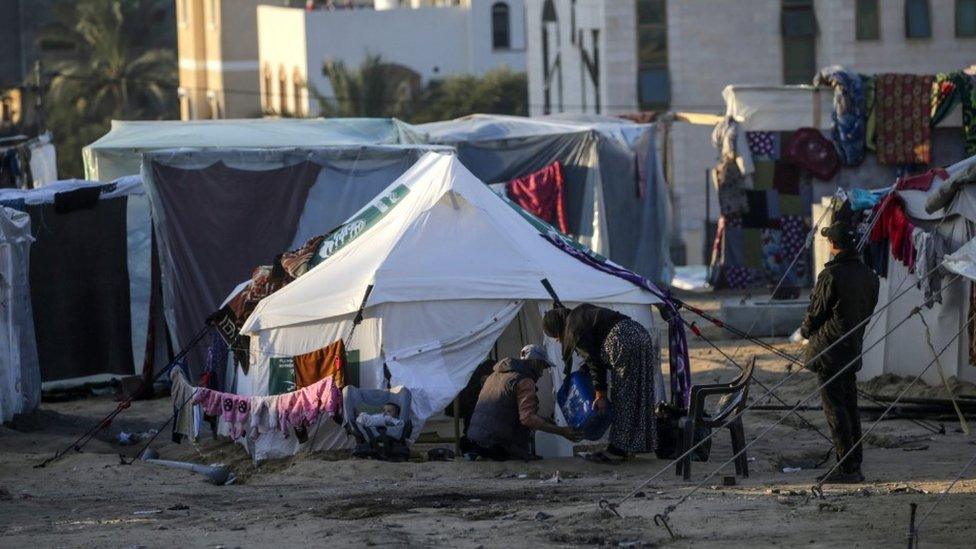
<box><xmin>540</xmin><ymin>232</ymin><xmax>692</xmax><ymax>409</ymax></box>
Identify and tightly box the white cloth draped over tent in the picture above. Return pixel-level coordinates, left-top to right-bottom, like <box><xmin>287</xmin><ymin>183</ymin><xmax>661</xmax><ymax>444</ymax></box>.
<box><xmin>0</xmin><ymin>206</ymin><xmax>39</xmax><ymax>422</ymax></box>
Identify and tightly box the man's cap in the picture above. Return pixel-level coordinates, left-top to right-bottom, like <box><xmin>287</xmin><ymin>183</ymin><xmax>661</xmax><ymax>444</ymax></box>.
<box><xmin>520</xmin><ymin>344</ymin><xmax>551</xmax><ymax>365</ymax></box>
<box><xmin>820</xmin><ymin>220</ymin><xmax>856</xmax><ymax>249</ymax></box>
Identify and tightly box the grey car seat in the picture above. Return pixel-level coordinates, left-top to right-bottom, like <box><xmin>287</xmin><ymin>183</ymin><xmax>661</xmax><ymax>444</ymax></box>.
<box><xmin>342</xmin><ymin>385</ymin><xmax>413</xmax><ymax>460</ymax></box>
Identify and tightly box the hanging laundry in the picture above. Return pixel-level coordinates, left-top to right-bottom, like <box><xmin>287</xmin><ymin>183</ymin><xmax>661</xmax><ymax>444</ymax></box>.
<box><xmin>814</xmin><ymin>66</ymin><xmax>868</xmax><ymax>166</ymax></box>
<box><xmin>911</xmin><ymin>228</ymin><xmax>948</xmax><ymax>307</ymax></box>
<box><xmin>896</xmin><ymin>167</ymin><xmax>949</xmax><ymax>192</ymax></box>
<box><xmin>848</xmin><ymin>188</ymin><xmax>883</xmax><ymax>211</ymax></box>
<box><xmin>784</xmin><ymin>128</ymin><xmax>840</xmax><ymax>181</ymax></box>
<box><xmin>712</xmin><ymin>116</ymin><xmax>755</xmax><ymax>178</ymax></box>
<box><xmin>170</xmin><ymin>367</ymin><xmax>199</xmax><ymax>442</ymax></box>
<box><xmin>506</xmin><ymin>161</ymin><xmax>570</xmax><ymax>234</ymax></box>
<box><xmin>931</xmin><ymin>71</ymin><xmax>976</xmax><ymax>155</ymax></box>
<box><xmin>275</xmin><ymin>375</ymin><xmax>342</xmax><ymax>434</ymax></box>
<box><xmin>280</xmin><ymin>234</ymin><xmax>325</xmax><ymax>279</ymax></box>
<box><xmin>869</xmin><ymin>197</ymin><xmax>916</xmax><ymax>269</ymax></box>
<box><xmin>294</xmin><ymin>339</ymin><xmax>347</xmax><ymax>390</ymax></box>
<box><xmin>248</xmin><ymin>395</ymin><xmax>280</xmax><ymax>440</ymax></box>
<box><xmin>713</xmin><ymin>158</ymin><xmax>749</xmax><ymax>216</ymax></box>
<box><xmin>864</xmin><ymin>75</ymin><xmax>877</xmax><ymax>152</ymax></box>
<box><xmin>195</xmin><ymin>388</ymin><xmax>252</xmax><ymax>440</ymax></box>
<box><xmin>862</xmin><ymin>238</ymin><xmax>889</xmax><ymax>278</ymax></box>
<box><xmin>780</xmin><ymin>215</ymin><xmax>810</xmax><ymax>283</ymax></box>
<box><xmin>875</xmin><ymin>73</ymin><xmax>935</xmax><ymax>165</ymax></box>
<box><xmin>772</xmin><ymin>161</ymin><xmax>801</xmax><ymax>195</ymax></box>
<box><xmin>204</xmin><ymin>331</ymin><xmax>229</xmax><ymax>391</ymax></box>
<box><xmin>746</xmin><ymin>131</ymin><xmax>778</xmax><ymax>159</ymax></box>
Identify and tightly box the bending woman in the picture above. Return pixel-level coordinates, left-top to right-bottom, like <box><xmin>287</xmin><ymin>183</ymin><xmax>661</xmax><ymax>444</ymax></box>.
<box><xmin>543</xmin><ymin>304</ymin><xmax>656</xmax><ymax>460</ymax></box>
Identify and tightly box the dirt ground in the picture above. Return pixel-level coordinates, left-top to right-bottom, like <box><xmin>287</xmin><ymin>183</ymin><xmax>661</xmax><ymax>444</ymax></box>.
<box><xmin>3</xmin><ymin>292</ymin><xmax>976</xmax><ymax>548</ymax></box>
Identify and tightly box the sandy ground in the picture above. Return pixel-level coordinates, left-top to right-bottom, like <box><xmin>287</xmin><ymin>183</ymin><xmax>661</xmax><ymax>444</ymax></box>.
<box><xmin>3</xmin><ymin>292</ymin><xmax>976</xmax><ymax>548</ymax></box>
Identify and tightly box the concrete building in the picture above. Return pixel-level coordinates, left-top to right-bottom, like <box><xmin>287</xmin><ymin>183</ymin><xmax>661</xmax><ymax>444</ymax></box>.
<box><xmin>527</xmin><ymin>0</ymin><xmax>976</xmax><ymax>264</ymax></box>
<box><xmin>176</xmin><ymin>0</ymin><xmax>266</xmax><ymax>120</ymax></box>
<box><xmin>257</xmin><ymin>0</ymin><xmax>526</xmax><ymax>117</ymax></box>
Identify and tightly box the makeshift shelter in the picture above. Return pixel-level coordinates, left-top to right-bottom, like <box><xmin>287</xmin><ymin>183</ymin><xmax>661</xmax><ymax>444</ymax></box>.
<box><xmin>710</xmin><ymin>79</ymin><xmax>968</xmax><ymax>290</ymax></box>
<box><xmin>229</xmin><ymin>152</ymin><xmax>667</xmax><ymax>457</ymax></box>
<box><xmin>0</xmin><ymin>206</ymin><xmax>39</xmax><ymax>422</ymax></box>
<box><xmin>415</xmin><ymin>114</ymin><xmax>671</xmax><ymax>284</ymax></box>
<box><xmin>0</xmin><ymin>177</ymin><xmax>156</xmax><ymax>384</ymax></box>
<box><xmin>83</xmin><ymin>118</ymin><xmax>423</xmax><ymax>182</ymax></box>
<box><xmin>140</xmin><ymin>145</ymin><xmax>445</xmax><ymax>374</ymax></box>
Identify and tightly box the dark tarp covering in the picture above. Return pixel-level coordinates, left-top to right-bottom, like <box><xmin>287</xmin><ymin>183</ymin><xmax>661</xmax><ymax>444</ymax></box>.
<box><xmin>143</xmin><ymin>146</ymin><xmax>437</xmax><ymax>373</ymax></box>
<box><xmin>148</xmin><ymin>159</ymin><xmax>320</xmax><ymax>373</ymax></box>
<box><xmin>28</xmin><ymin>198</ymin><xmax>134</xmax><ymax>380</ymax></box>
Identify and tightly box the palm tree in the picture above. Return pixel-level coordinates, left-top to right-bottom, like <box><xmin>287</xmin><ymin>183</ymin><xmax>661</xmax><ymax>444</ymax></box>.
<box><xmin>40</xmin><ymin>0</ymin><xmax>177</xmax><ymax>176</ymax></box>
<box><xmin>314</xmin><ymin>55</ymin><xmax>416</xmax><ymax>118</ymax></box>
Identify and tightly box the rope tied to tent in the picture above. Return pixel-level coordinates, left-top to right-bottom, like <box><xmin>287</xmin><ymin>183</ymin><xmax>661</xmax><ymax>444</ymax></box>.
<box><xmin>674</xmin><ymin>296</ymin><xmax>943</xmax><ymax>435</ymax></box>
<box><xmin>808</xmin><ymin>303</ymin><xmax>972</xmax><ymax>499</ymax></box>
<box><xmin>602</xmin><ymin>261</ymin><xmax>950</xmax><ymax>521</ymax></box>
<box><xmin>35</xmin><ymin>324</ymin><xmax>211</xmax><ymax>469</ymax></box>
<box><xmin>646</xmin><ymin>301</ymin><xmax>936</xmax><ymax>537</ymax></box>
<box><xmin>912</xmin><ymin>447</ymin><xmax>976</xmax><ymax>542</ymax></box>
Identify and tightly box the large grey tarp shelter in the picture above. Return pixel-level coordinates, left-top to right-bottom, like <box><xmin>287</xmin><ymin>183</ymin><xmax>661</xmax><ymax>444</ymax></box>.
<box><xmin>0</xmin><ymin>177</ymin><xmax>156</xmax><ymax>383</ymax></box>
<box><xmin>83</xmin><ymin>118</ymin><xmax>423</xmax><ymax>182</ymax></box>
<box><xmin>141</xmin><ymin>145</ymin><xmax>444</xmax><ymax>373</ymax></box>
<box><xmin>415</xmin><ymin>114</ymin><xmax>672</xmax><ymax>284</ymax></box>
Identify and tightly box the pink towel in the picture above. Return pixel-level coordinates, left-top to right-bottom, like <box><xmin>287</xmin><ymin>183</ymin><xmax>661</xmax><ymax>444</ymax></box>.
<box><xmin>194</xmin><ymin>388</ymin><xmax>252</xmax><ymax>440</ymax></box>
<box><xmin>275</xmin><ymin>375</ymin><xmax>342</xmax><ymax>433</ymax></box>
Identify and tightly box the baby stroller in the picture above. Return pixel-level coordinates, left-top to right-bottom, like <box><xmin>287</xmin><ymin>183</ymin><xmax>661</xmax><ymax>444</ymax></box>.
<box><xmin>342</xmin><ymin>385</ymin><xmax>413</xmax><ymax>461</ymax></box>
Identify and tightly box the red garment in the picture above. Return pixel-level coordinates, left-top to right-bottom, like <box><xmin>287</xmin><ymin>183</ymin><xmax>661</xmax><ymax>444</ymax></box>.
<box><xmin>506</xmin><ymin>161</ymin><xmax>570</xmax><ymax>233</ymax></box>
<box><xmin>869</xmin><ymin>197</ymin><xmax>916</xmax><ymax>268</ymax></box>
<box><xmin>896</xmin><ymin>168</ymin><xmax>949</xmax><ymax>192</ymax></box>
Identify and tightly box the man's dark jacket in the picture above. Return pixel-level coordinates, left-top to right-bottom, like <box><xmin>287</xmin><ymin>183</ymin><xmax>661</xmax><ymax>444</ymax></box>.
<box><xmin>800</xmin><ymin>249</ymin><xmax>880</xmax><ymax>376</ymax></box>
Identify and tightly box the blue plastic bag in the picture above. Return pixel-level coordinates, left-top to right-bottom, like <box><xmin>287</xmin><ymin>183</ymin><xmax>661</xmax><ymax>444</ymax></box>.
<box><xmin>556</xmin><ymin>369</ymin><xmax>612</xmax><ymax>440</ymax></box>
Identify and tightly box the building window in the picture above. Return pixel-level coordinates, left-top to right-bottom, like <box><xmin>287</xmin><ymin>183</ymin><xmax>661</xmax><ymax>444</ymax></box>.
<box><xmin>781</xmin><ymin>0</ymin><xmax>818</xmax><ymax>85</ymax></box>
<box><xmin>278</xmin><ymin>65</ymin><xmax>288</xmax><ymax>114</ymax></box>
<box><xmin>293</xmin><ymin>68</ymin><xmax>305</xmax><ymax>117</ymax></box>
<box><xmin>492</xmin><ymin>2</ymin><xmax>511</xmax><ymax>49</ymax></box>
<box><xmin>905</xmin><ymin>0</ymin><xmax>932</xmax><ymax>38</ymax></box>
<box><xmin>856</xmin><ymin>0</ymin><xmax>880</xmax><ymax>40</ymax></box>
<box><xmin>636</xmin><ymin>0</ymin><xmax>669</xmax><ymax>109</ymax></box>
<box><xmin>958</xmin><ymin>0</ymin><xmax>976</xmax><ymax>37</ymax></box>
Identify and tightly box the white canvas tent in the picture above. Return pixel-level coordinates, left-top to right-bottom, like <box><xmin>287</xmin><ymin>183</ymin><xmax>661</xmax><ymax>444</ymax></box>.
<box><xmin>0</xmin><ymin>206</ymin><xmax>39</xmax><ymax>422</ymax></box>
<box><xmin>233</xmin><ymin>152</ymin><xmax>665</xmax><ymax>456</ymax></box>
<box><xmin>83</xmin><ymin>118</ymin><xmax>423</xmax><ymax>182</ymax></box>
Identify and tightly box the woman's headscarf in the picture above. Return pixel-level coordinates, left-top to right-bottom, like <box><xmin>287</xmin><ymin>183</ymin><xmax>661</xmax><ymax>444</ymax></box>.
<box><xmin>543</xmin><ymin>307</ymin><xmax>570</xmax><ymax>339</ymax></box>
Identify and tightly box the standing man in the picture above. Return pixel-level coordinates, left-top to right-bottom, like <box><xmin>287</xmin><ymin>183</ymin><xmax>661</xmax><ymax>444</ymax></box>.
<box><xmin>464</xmin><ymin>345</ymin><xmax>582</xmax><ymax>461</ymax></box>
<box><xmin>801</xmin><ymin>221</ymin><xmax>879</xmax><ymax>483</ymax></box>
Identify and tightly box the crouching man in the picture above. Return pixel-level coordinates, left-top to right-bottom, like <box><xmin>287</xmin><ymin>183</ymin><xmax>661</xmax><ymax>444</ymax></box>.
<box><xmin>463</xmin><ymin>344</ymin><xmax>581</xmax><ymax>460</ymax></box>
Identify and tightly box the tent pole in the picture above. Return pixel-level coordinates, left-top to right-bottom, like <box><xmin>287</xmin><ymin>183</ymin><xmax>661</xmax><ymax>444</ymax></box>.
<box><xmin>920</xmin><ymin>315</ymin><xmax>971</xmax><ymax>435</ymax></box>
<box><xmin>453</xmin><ymin>397</ymin><xmax>461</xmax><ymax>458</ymax></box>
